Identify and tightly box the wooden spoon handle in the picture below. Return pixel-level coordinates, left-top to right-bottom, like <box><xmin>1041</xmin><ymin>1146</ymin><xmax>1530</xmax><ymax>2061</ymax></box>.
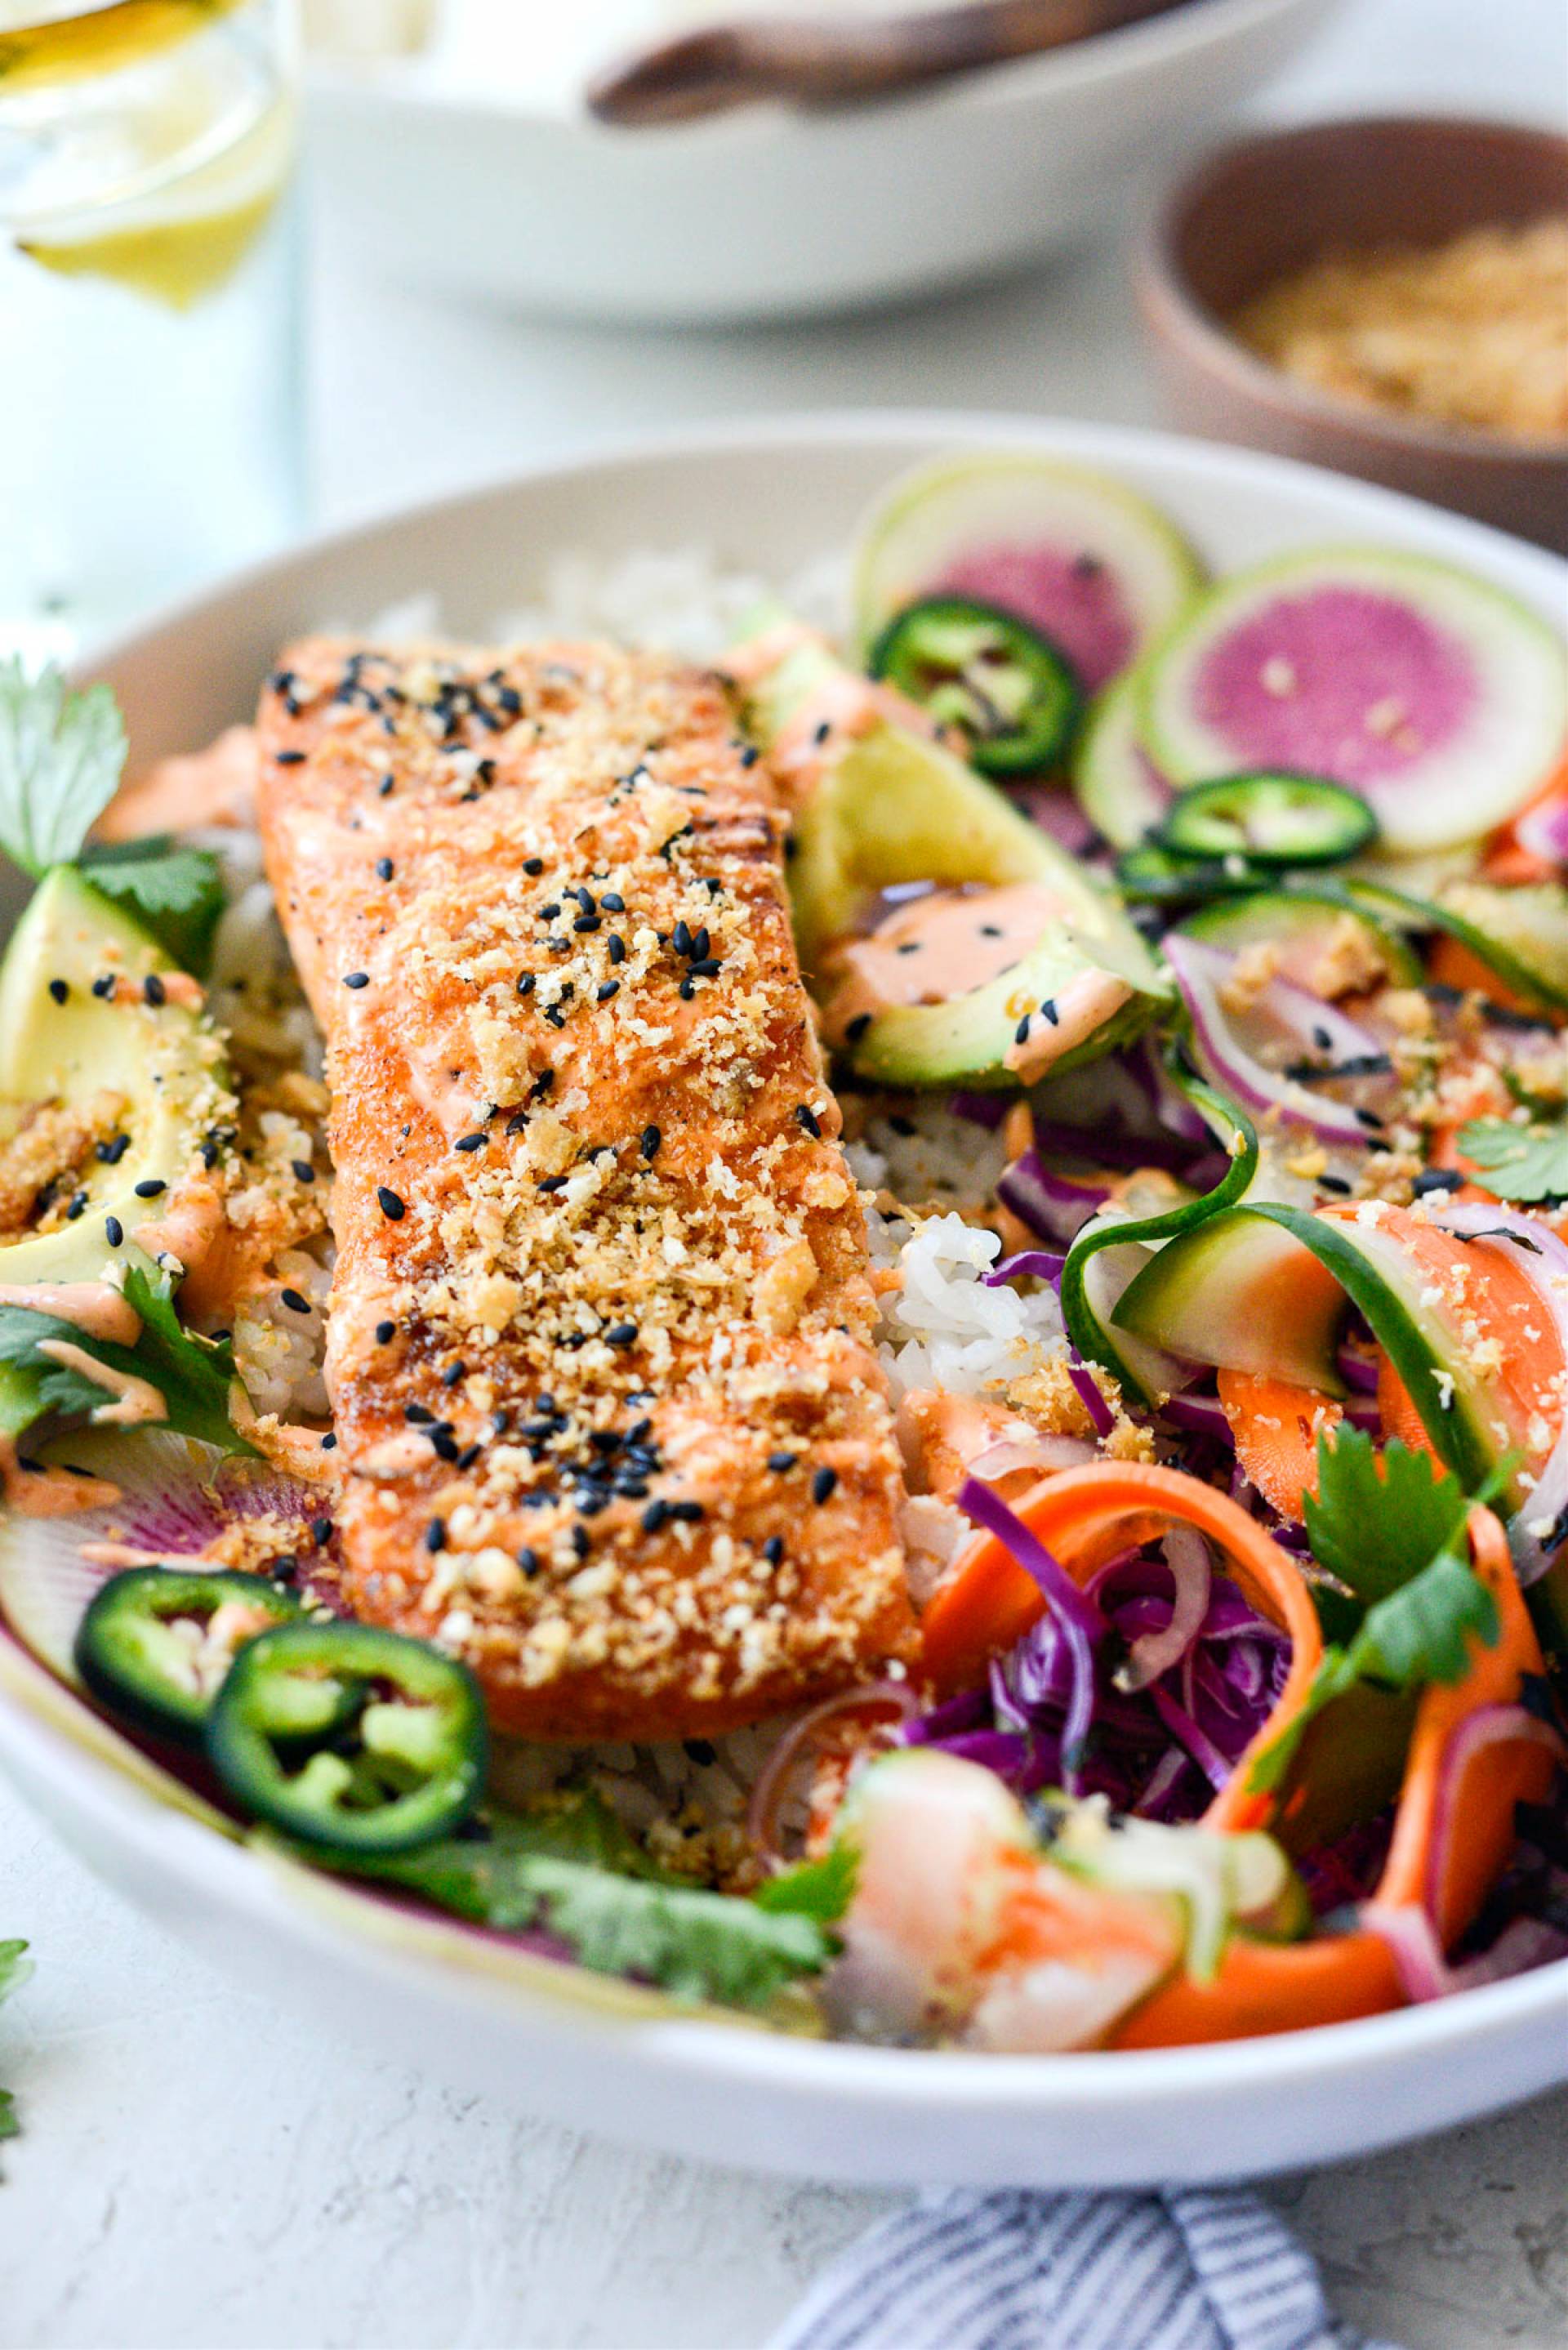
<box><xmin>589</xmin><ymin>0</ymin><xmax>1196</xmax><ymax>127</ymax></box>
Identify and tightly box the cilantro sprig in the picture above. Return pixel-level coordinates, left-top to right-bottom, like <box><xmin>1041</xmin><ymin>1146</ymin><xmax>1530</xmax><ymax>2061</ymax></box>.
<box><xmin>0</xmin><ymin>1939</ymin><xmax>31</xmax><ymax>2163</ymax></box>
<box><xmin>0</xmin><ymin>1265</ymin><xmax>254</xmax><ymax>1456</ymax></box>
<box><xmin>1456</xmin><ymin>1113</ymin><xmax>1568</xmax><ymax>1206</ymax></box>
<box><xmin>0</xmin><ymin>663</ymin><xmax>223</xmax><ymax>971</ymax></box>
<box><xmin>319</xmin><ymin>1790</ymin><xmax>841</xmax><ymax>2013</ymax></box>
<box><xmin>1252</xmin><ymin>1428</ymin><xmax>1499</xmax><ymax>1806</ymax></box>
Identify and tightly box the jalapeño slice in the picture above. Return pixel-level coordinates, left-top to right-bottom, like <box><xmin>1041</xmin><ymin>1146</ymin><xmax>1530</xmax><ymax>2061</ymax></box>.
<box><xmin>75</xmin><ymin>1567</ymin><xmax>301</xmax><ymax>1742</ymax></box>
<box><xmin>868</xmin><ymin>595</ymin><xmax>1083</xmax><ymax>776</ymax></box>
<box><xmin>205</xmin><ymin>1621</ymin><xmax>487</xmax><ymax>1855</ymax></box>
<box><xmin>1157</xmin><ymin>774</ymin><xmax>1378</xmax><ymax>867</ymax></box>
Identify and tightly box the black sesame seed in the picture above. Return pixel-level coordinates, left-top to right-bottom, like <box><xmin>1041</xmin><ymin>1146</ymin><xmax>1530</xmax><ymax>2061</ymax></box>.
<box><xmin>376</xmin><ymin>857</ymin><xmax>394</xmax><ymax>881</ymax></box>
<box><xmin>1317</xmin><ymin>1175</ymin><xmax>1352</xmax><ymax>1197</ymax></box>
<box><xmin>601</xmin><ymin>894</ymin><xmax>626</xmax><ymax>918</ymax></box>
<box><xmin>517</xmin><ymin>1545</ymin><xmax>541</xmax><ymax>1578</ymax></box>
<box><xmin>642</xmin><ymin>1499</ymin><xmax>670</xmax><ymax>1532</ymax></box>
<box><xmin>539</xmin><ymin>902</ymin><xmax>561</xmax><ymax>920</ymax></box>
<box><xmin>456</xmin><ymin>1443</ymin><xmax>483</xmax><ymax>1472</ymax></box>
<box><xmin>311</xmin><ymin>1518</ymin><xmax>333</xmax><ymax>1546</ymax></box>
<box><xmin>132</xmin><ymin>1178</ymin><xmax>167</xmax><ymax>1198</ymax></box>
<box><xmin>1312</xmin><ymin>1025</ymin><xmax>1333</xmax><ymax>1051</ymax></box>
<box><xmin>280</xmin><ymin>1287</ymin><xmax>310</xmax><ymax>1314</ymax></box>
<box><xmin>1040</xmin><ymin>999</ymin><xmax>1059</xmax><ymax>1026</ymax></box>
<box><xmin>1412</xmin><ymin>1168</ymin><xmax>1464</xmax><ymax>1197</ymax></box>
<box><xmin>47</xmin><ymin>978</ymin><xmax>68</xmax><ymax>1005</ymax></box>
<box><xmin>813</xmin><ymin>720</ymin><xmax>831</xmax><ymax>745</ymax></box>
<box><xmin>678</xmin><ymin>977</ymin><xmax>694</xmax><ymax>1001</ymax></box>
<box><xmin>795</xmin><ymin>1104</ymin><xmax>822</xmax><ymax>1139</ymax></box>
<box><xmin>1355</xmin><ymin>1108</ymin><xmax>1384</xmax><ymax>1131</ymax></box>
<box><xmin>98</xmin><ymin>1132</ymin><xmax>131</xmax><ymax>1165</ymax></box>
<box><xmin>670</xmin><ymin>1499</ymin><xmax>704</xmax><ymax>1523</ymax></box>
<box><xmin>627</xmin><ymin>1417</ymin><xmax>653</xmax><ymax>1444</ymax></box>
<box><xmin>516</xmin><ymin>971</ymin><xmax>535</xmax><ymax>997</ymax></box>
<box><xmin>142</xmin><ymin>974</ymin><xmax>166</xmax><ymax>1006</ymax></box>
<box><xmin>573</xmin><ymin>887</ymin><xmax>596</xmax><ymax>913</ymax></box>
<box><xmin>605</xmin><ymin>1322</ymin><xmax>638</xmax><ymax>1347</ymax></box>
<box><xmin>292</xmin><ymin>1158</ymin><xmax>316</xmax><ymax>1184</ymax></box>
<box><xmin>378</xmin><ymin>774</ymin><xmax>395</xmax><ymax>797</ymax></box>
<box><xmin>375</xmin><ymin>1320</ymin><xmax>396</xmax><ymax>1344</ymax></box>
<box><xmin>376</xmin><ymin>1186</ymin><xmax>405</xmax><ymax>1220</ymax></box>
<box><xmin>811</xmin><ymin>1465</ymin><xmax>838</xmax><ymax>1505</ymax></box>
<box><xmin>597</xmin><ymin>979</ymin><xmax>620</xmax><ymax>1002</ymax></box>
<box><xmin>275</xmin><ymin>749</ymin><xmax>306</xmax><ymax>766</ymax></box>
<box><xmin>321</xmin><ymin>1434</ymin><xmax>337</xmax><ymax>1451</ymax></box>
<box><xmin>844</xmin><ymin>1014</ymin><xmax>871</xmax><ymax>1044</ymax></box>
<box><xmin>537</xmin><ymin>1173</ymin><xmax>568</xmax><ymax>1194</ymax></box>
<box><xmin>425</xmin><ymin>1518</ymin><xmax>447</xmax><ymax>1554</ymax></box>
<box><xmin>740</xmin><ymin>744</ymin><xmax>759</xmax><ymax>767</ymax></box>
<box><xmin>573</xmin><ymin>912</ymin><xmax>600</xmax><ymax>935</ymax></box>
<box><xmin>506</xmin><ymin>1111</ymin><xmax>530</xmax><ymax>1136</ymax></box>
<box><xmin>1014</xmin><ymin>1015</ymin><xmax>1031</xmax><ymax>1046</ymax></box>
<box><xmin>684</xmin><ymin>1738</ymin><xmax>718</xmax><ymax>1767</ymax></box>
<box><xmin>430</xmin><ymin>1431</ymin><xmax>460</xmax><ymax>1463</ymax></box>
<box><xmin>544</xmin><ymin>1005</ymin><xmax>566</xmax><ymax>1029</ymax></box>
<box><xmin>66</xmin><ymin>1190</ymin><xmax>87</xmax><ymax>1221</ymax></box>
<box><xmin>764</xmin><ymin>1535</ymin><xmax>784</xmax><ymax>1566</ymax></box>
<box><xmin>688</xmin><ymin>959</ymin><xmax>721</xmax><ymax>979</ymax></box>
<box><xmin>454</xmin><ymin>1132</ymin><xmax>487</xmax><ymax>1152</ymax></box>
<box><xmin>405</xmin><ymin>1402</ymin><xmax>434</xmax><ymax>1423</ymax></box>
<box><xmin>571</xmin><ymin>1525</ymin><xmax>591</xmax><ymax>1558</ymax></box>
<box><xmin>342</xmin><ymin>971</ymin><xmax>371</xmax><ymax>990</ymax></box>
<box><xmin>91</xmin><ymin>974</ymin><xmax>116</xmax><ymax>999</ymax></box>
<box><xmin>442</xmin><ymin>1360</ymin><xmax>466</xmax><ymax>1387</ymax></box>
<box><xmin>640</xmin><ymin>1126</ymin><xmax>662</xmax><ymax>1161</ymax></box>
<box><xmin>672</xmin><ymin>920</ymin><xmax>693</xmax><ymax>956</ymax></box>
<box><xmin>523</xmin><ymin>856</ymin><xmax>545</xmax><ymax>875</ymax></box>
<box><xmin>104</xmin><ymin>1215</ymin><xmax>123</xmax><ymax>1247</ymax></box>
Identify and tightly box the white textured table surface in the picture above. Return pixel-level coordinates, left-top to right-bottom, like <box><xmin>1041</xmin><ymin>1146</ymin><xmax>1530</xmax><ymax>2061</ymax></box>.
<box><xmin>4</xmin><ymin>2</ymin><xmax>1568</xmax><ymax>2345</ymax></box>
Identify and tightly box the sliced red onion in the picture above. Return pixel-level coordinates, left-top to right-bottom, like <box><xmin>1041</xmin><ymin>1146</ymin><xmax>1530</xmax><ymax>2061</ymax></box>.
<box><xmin>1423</xmin><ymin>1700</ymin><xmax>1566</xmax><ymax>1924</ymax></box>
<box><xmin>1158</xmin><ymin>1393</ymin><xmax>1236</xmax><ymax>1443</ymax></box>
<box><xmin>1067</xmin><ymin>1356</ymin><xmax>1116</xmax><ymax>1439</ymax></box>
<box><xmin>1449</xmin><ymin>1916</ymin><xmax>1568</xmax><ymax>1991</ymax></box>
<box><xmin>964</xmin><ymin>1430</ymin><xmax>1094</xmax><ymax>1483</ymax></box>
<box><xmin>983</xmin><ymin>1248</ymin><xmax>1065</xmax><ymax>1289</ymax></box>
<box><xmin>1118</xmin><ymin>1525</ymin><xmax>1210</xmax><ymax>1695</ymax></box>
<box><xmin>1434</xmin><ymin>1204</ymin><xmax>1568</xmax><ymax>1587</ymax></box>
<box><xmin>1516</xmin><ymin>792</ymin><xmax>1568</xmax><ymax>863</ymax></box>
<box><xmin>746</xmin><ymin>1680</ymin><xmax>916</xmax><ymax>1869</ymax></box>
<box><xmin>1360</xmin><ymin>1901</ymin><xmax>1451</xmax><ymax>2002</ymax></box>
<box><xmin>1162</xmin><ymin>933</ymin><xmax>1394</xmax><ymax>1150</ymax></box>
<box><xmin>1336</xmin><ymin>1347</ymin><xmax>1381</xmax><ymax>1394</ymax></box>
<box><xmin>996</xmin><ymin>1150</ymin><xmax>1110</xmax><ymax>1244</ymax></box>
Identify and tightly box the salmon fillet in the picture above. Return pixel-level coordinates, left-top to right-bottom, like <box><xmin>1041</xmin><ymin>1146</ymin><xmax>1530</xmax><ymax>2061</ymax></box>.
<box><xmin>255</xmin><ymin>637</ymin><xmax>915</xmax><ymax>1740</ymax></box>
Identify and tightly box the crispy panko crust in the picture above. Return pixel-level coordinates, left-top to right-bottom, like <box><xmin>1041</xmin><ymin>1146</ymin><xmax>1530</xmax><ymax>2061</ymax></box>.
<box><xmin>256</xmin><ymin>638</ymin><xmax>914</xmax><ymax>1739</ymax></box>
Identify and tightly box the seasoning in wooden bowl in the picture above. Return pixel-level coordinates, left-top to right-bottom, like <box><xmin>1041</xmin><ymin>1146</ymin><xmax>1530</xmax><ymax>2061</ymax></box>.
<box><xmin>1233</xmin><ymin>216</ymin><xmax>1568</xmax><ymax>443</ymax></box>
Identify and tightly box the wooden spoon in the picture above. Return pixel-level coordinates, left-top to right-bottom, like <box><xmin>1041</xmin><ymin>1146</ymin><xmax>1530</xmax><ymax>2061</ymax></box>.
<box><xmin>588</xmin><ymin>0</ymin><xmax>1200</xmax><ymax>127</ymax></box>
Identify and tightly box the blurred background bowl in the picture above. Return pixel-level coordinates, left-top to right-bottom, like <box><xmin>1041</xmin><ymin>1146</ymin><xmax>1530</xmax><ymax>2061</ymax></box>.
<box><xmin>1136</xmin><ymin>114</ymin><xmax>1568</xmax><ymax>551</ymax></box>
<box><xmin>306</xmin><ymin>0</ymin><xmax>1338</xmax><ymax>324</ymax></box>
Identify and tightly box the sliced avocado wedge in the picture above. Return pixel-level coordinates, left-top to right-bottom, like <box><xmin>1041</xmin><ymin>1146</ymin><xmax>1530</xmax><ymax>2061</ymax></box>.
<box><xmin>733</xmin><ymin>620</ymin><xmax>1168</xmax><ymax>1090</ymax></box>
<box><xmin>0</xmin><ymin>866</ymin><xmax>234</xmax><ymax>1293</ymax></box>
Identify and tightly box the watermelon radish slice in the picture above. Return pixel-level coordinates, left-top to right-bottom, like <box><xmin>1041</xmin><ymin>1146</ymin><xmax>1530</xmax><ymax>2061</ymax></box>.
<box><xmin>853</xmin><ymin>454</ymin><xmax>1205</xmax><ymax>696</ymax></box>
<box><xmin>1071</xmin><ymin>669</ymin><xmax>1174</xmax><ymax>847</ymax></box>
<box><xmin>1140</xmin><ymin>548</ymin><xmax>1568</xmax><ymax>856</ymax></box>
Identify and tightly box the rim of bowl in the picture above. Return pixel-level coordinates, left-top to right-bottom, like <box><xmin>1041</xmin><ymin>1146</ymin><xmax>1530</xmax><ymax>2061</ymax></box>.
<box><xmin>1136</xmin><ymin>112</ymin><xmax>1568</xmax><ymax>467</ymax></box>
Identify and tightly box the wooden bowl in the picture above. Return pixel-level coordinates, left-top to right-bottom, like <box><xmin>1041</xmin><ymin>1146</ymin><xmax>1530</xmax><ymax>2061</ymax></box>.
<box><xmin>1136</xmin><ymin>116</ymin><xmax>1568</xmax><ymax>551</ymax></box>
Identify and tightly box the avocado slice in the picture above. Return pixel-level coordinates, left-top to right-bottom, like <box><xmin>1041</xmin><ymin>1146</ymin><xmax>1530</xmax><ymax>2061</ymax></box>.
<box><xmin>0</xmin><ymin>867</ymin><xmax>236</xmax><ymax>1431</ymax></box>
<box><xmin>733</xmin><ymin>622</ymin><xmax>1167</xmax><ymax>1090</ymax></box>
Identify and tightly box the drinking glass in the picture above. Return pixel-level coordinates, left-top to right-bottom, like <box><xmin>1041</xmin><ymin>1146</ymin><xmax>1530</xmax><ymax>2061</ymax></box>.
<box><xmin>0</xmin><ymin>0</ymin><xmax>304</xmax><ymax>661</ymax></box>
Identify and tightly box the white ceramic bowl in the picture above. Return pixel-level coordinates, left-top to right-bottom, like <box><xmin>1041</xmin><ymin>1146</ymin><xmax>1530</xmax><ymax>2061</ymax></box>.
<box><xmin>2</xmin><ymin>414</ymin><xmax>1565</xmax><ymax>2188</ymax></box>
<box><xmin>305</xmin><ymin>0</ymin><xmax>1338</xmax><ymax>323</ymax></box>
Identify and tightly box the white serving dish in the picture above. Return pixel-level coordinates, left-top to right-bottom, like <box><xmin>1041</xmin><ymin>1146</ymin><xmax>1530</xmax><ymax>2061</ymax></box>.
<box><xmin>305</xmin><ymin>0</ymin><xmax>1339</xmax><ymax>323</ymax></box>
<box><xmin>2</xmin><ymin>413</ymin><xmax>1564</xmax><ymax>2188</ymax></box>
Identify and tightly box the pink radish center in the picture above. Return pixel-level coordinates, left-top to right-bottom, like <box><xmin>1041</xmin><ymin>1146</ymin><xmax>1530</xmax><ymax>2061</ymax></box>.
<box><xmin>936</xmin><ymin>546</ymin><xmax>1137</xmax><ymax>691</ymax></box>
<box><xmin>1192</xmin><ymin>586</ymin><xmax>1477</xmax><ymax>787</ymax></box>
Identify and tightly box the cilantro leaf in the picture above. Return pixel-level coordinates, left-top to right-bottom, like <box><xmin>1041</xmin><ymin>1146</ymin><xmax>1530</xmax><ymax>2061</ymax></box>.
<box><xmin>326</xmin><ymin>1799</ymin><xmax>835</xmax><ymax>2011</ymax></box>
<box><xmin>1251</xmin><ymin>1428</ymin><xmax>1499</xmax><ymax>1814</ymax></box>
<box><xmin>0</xmin><ymin>1939</ymin><xmax>31</xmax><ymax>2161</ymax></box>
<box><xmin>1457</xmin><ymin>1114</ymin><xmax>1568</xmax><ymax>1206</ymax></box>
<box><xmin>1304</xmin><ymin>1426</ymin><xmax>1470</xmax><ymax>1601</ymax></box>
<box><xmin>0</xmin><ymin>1269</ymin><xmax>254</xmax><ymax>1455</ymax></box>
<box><xmin>78</xmin><ymin>837</ymin><xmax>225</xmax><ymax>974</ymax></box>
<box><xmin>754</xmin><ymin>1841</ymin><xmax>858</xmax><ymax>1924</ymax></box>
<box><xmin>0</xmin><ymin>662</ymin><xmax>125</xmax><ymax>877</ymax></box>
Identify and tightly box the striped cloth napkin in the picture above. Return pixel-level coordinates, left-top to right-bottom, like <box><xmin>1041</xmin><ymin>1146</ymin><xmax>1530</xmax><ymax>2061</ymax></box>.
<box><xmin>770</xmin><ymin>2186</ymin><xmax>1402</xmax><ymax>2350</ymax></box>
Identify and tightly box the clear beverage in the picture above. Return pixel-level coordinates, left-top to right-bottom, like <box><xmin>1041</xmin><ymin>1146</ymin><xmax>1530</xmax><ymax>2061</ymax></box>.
<box><xmin>0</xmin><ymin>2</ymin><xmax>304</xmax><ymax>661</ymax></box>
